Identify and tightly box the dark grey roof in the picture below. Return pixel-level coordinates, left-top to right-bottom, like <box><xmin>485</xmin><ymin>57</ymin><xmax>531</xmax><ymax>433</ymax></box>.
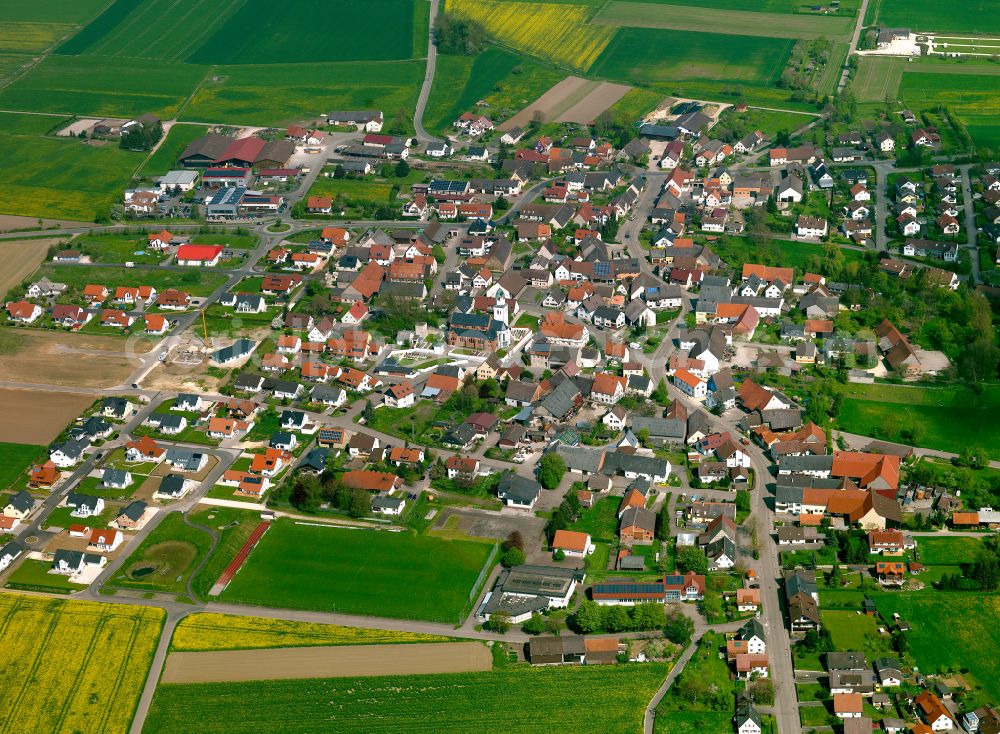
<box><xmin>5</xmin><ymin>490</ymin><xmax>34</xmax><ymax>513</ymax></box>
<box><xmin>497</xmin><ymin>472</ymin><xmax>541</xmax><ymax>504</ymax></box>
<box><xmin>119</xmin><ymin>500</ymin><xmax>147</xmax><ymax>521</ymax></box>
<box><xmin>619</xmin><ymin>506</ymin><xmax>656</xmax><ymax>533</ymax></box>
<box><xmin>778</xmin><ymin>454</ymin><xmax>834</xmax><ymax>473</ymax></box>
<box><xmin>159</xmin><ymin>474</ymin><xmax>186</xmax><ymax>495</ymax></box>
<box><xmin>535</xmin><ymin>379</ymin><xmax>580</xmax><ymax>419</ymax></box>
<box><xmin>630</xmin><ymin>416</ymin><xmax>685</xmax><ymax>440</ymax></box>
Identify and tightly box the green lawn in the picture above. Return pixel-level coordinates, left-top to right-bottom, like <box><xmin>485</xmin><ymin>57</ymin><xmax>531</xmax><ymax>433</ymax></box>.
<box><xmin>712</xmin><ymin>235</ymin><xmax>864</xmax><ymax>276</ymax></box>
<box><xmin>5</xmin><ymin>559</ymin><xmax>87</xmax><ymax>594</ymax></box>
<box><xmin>0</xmin><ymin>442</ymin><xmax>46</xmax><ymax>491</ymax></box>
<box><xmin>67</xmin><ymin>233</ymin><xmax>166</xmax><ymax>264</ymax></box>
<box><xmin>871</xmin><ymin>591</ymin><xmax>1000</xmax><ymax>702</ymax></box>
<box><xmin>220</xmin><ymin>520</ymin><xmax>497</xmax><ymax>623</ymax></box>
<box><xmin>42</xmin><ymin>504</ymin><xmax>118</xmax><ymax>531</ymax></box>
<box><xmin>188</xmin><ymin>506</ymin><xmax>263</xmax><ymax>599</ymax></box>
<box><xmin>570</xmin><ymin>496</ymin><xmax>621</xmax><ymax>542</ymax></box>
<box><xmin>108</xmin><ymin>511</ymin><xmax>213</xmax><ymax>597</ymax></box>
<box><xmin>821</xmin><ymin>609</ymin><xmax>884</xmax><ymax>653</ymax></box>
<box><xmin>916</xmin><ymin>536</ymin><xmax>985</xmax><ymax>566</ymax></box>
<box><xmin>145</xmin><ymin>664</ymin><xmax>669</xmax><ymax>734</ymax></box>
<box><xmin>656</xmin><ymin>631</ymin><xmax>733</xmax><ymax>732</ymax></box>
<box><xmin>834</xmin><ymin>382</ymin><xmax>1000</xmax><ymax>459</ymax></box>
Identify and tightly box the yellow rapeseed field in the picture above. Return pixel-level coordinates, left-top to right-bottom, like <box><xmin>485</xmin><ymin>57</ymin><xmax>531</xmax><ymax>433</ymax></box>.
<box><xmin>0</xmin><ymin>595</ymin><xmax>164</xmax><ymax>734</ymax></box>
<box><xmin>445</xmin><ymin>0</ymin><xmax>615</xmax><ymax>71</ymax></box>
<box><xmin>171</xmin><ymin>612</ymin><xmax>451</xmax><ymax>651</ymax></box>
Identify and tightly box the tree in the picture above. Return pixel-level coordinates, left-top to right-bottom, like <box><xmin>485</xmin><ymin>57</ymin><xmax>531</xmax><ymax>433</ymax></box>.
<box><xmin>700</xmin><ymin>590</ymin><xmax>723</xmax><ymax>622</ymax></box>
<box><xmin>663</xmin><ymin>609</ymin><xmax>694</xmax><ymax>646</ymax></box>
<box><xmin>746</xmin><ymin>678</ymin><xmax>775</xmax><ymax>705</ymax></box>
<box><xmin>434</xmin><ymin>14</ymin><xmax>486</xmax><ymax>55</ymax></box>
<box><xmin>676</xmin><ymin>546</ymin><xmax>709</xmax><ymax>575</ymax></box>
<box><xmin>362</xmin><ymin>399</ymin><xmax>375</xmax><ymax>422</ymax></box>
<box><xmin>501</xmin><ymin>546</ymin><xmax>525</xmax><ymax>568</ymax></box>
<box><xmin>652</xmin><ymin>379</ymin><xmax>670</xmax><ymax>405</ymax></box>
<box><xmin>503</xmin><ymin>530</ymin><xmax>525</xmax><ymax>551</ymax></box>
<box><xmin>486</xmin><ymin>611</ymin><xmax>511</xmax><ymax>633</ymax></box>
<box><xmin>601</xmin><ymin>604</ymin><xmax>632</xmax><ymax>633</ymax></box>
<box><xmin>289</xmin><ymin>475</ymin><xmax>321</xmax><ymax>512</ymax></box>
<box><xmin>572</xmin><ymin>600</ymin><xmax>604</xmax><ymax>634</ymax></box>
<box><xmin>395</xmin><ymin>159</ymin><xmax>410</xmax><ymax>178</ymax></box>
<box><xmin>521</xmin><ymin>612</ymin><xmax>545</xmax><ymax>635</ymax></box>
<box><xmin>971</xmin><ymin>550</ymin><xmax>1000</xmax><ymax>591</ymax></box>
<box><xmin>538</xmin><ymin>453</ymin><xmax>567</xmax><ymax>489</ymax></box>
<box><xmin>631</xmin><ymin>602</ymin><xmax>666</xmax><ymax>630</ymax></box>
<box><xmin>334</xmin><ymin>164</ymin><xmax>346</xmax><ymax>178</ymax></box>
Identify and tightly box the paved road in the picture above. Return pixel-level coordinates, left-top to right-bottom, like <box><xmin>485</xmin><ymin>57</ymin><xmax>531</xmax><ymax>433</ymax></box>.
<box><xmin>413</xmin><ymin>0</ymin><xmax>442</xmax><ymax>144</ymax></box>
<box><xmin>838</xmin><ymin>0</ymin><xmax>870</xmax><ymax>93</ymax></box>
<box><xmin>959</xmin><ymin>164</ymin><xmax>981</xmax><ymax>283</ymax></box>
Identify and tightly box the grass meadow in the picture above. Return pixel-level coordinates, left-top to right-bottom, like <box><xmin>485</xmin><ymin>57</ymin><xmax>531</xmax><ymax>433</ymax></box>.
<box><xmin>220</xmin><ymin>520</ymin><xmax>497</xmax><ymax>623</ymax></box>
<box><xmin>137</xmin><ymin>123</ymin><xmax>209</xmax><ymax>178</ymax></box>
<box><xmin>108</xmin><ymin>512</ymin><xmax>213</xmax><ymax>597</ymax></box>
<box><xmin>424</xmin><ymin>47</ymin><xmax>530</xmax><ymax>132</ymax></box>
<box><xmin>38</xmin><ymin>264</ymin><xmax>228</xmax><ymax>297</ymax></box>
<box><xmin>145</xmin><ymin>665</ymin><xmax>669</xmax><ymax>734</ymax></box>
<box><xmin>0</xmin><ymin>442</ymin><xmax>47</xmax><ymax>490</ymax></box>
<box><xmin>0</xmin><ymin>595</ymin><xmax>163</xmax><ymax>734</ymax></box>
<box><xmin>0</xmin><ymin>0</ymin><xmax>109</xmax><ymax>24</ymax></box>
<box><xmin>872</xmin><ymin>591</ymin><xmax>1000</xmax><ymax>701</ymax></box>
<box><xmin>0</xmin><ymin>132</ymin><xmax>145</xmax><ymax>221</ymax></box>
<box><xmin>916</xmin><ymin>536</ymin><xmax>986</xmax><ymax>566</ymax></box>
<box><xmin>834</xmin><ymin>383</ymin><xmax>1000</xmax><ymax>459</ymax></box>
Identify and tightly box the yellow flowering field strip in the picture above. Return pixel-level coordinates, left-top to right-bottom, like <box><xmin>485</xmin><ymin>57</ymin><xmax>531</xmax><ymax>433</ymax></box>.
<box><xmin>171</xmin><ymin>612</ymin><xmax>451</xmax><ymax>651</ymax></box>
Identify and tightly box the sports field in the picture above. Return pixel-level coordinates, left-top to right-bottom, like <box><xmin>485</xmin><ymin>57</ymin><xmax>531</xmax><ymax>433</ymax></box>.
<box><xmin>145</xmin><ymin>664</ymin><xmax>669</xmax><ymax>734</ymax></box>
<box><xmin>593</xmin><ymin>1</ymin><xmax>853</xmax><ymax>39</ymax></box>
<box><xmin>171</xmin><ymin>613</ymin><xmax>450</xmax><ymax>651</ymax></box>
<box><xmin>872</xmin><ymin>591</ymin><xmax>1000</xmax><ymax>701</ymax></box>
<box><xmin>180</xmin><ymin>60</ymin><xmax>424</xmax><ymax>127</ymax></box>
<box><xmin>0</xmin><ymin>595</ymin><xmax>164</xmax><ymax>734</ymax></box>
<box><xmin>590</xmin><ymin>28</ymin><xmax>792</xmax><ymax>86</ymax></box>
<box><xmin>875</xmin><ymin>0</ymin><xmax>1000</xmax><ymax>34</ymax></box>
<box><xmin>220</xmin><ymin>521</ymin><xmax>497</xmax><ymax>623</ymax></box>
<box><xmin>834</xmin><ymin>382</ymin><xmax>1000</xmax><ymax>459</ymax></box>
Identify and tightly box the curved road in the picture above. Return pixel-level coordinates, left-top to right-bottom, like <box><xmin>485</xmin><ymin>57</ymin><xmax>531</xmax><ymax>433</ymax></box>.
<box><xmin>413</xmin><ymin>0</ymin><xmax>442</xmax><ymax>144</ymax></box>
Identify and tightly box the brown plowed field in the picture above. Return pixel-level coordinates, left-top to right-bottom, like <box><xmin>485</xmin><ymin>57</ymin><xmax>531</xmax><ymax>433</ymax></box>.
<box><xmin>161</xmin><ymin>641</ymin><xmax>492</xmax><ymax>683</ymax></box>
<box><xmin>0</xmin><ymin>238</ymin><xmax>63</xmax><ymax>297</ymax></box>
<box><xmin>0</xmin><ymin>388</ymin><xmax>94</xmax><ymax>443</ymax></box>
<box><xmin>0</xmin><ymin>327</ymin><xmax>151</xmax><ymax>388</ymax></box>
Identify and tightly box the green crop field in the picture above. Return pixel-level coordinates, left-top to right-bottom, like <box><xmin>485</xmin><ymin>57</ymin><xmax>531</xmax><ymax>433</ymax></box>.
<box><xmin>872</xmin><ymin>591</ymin><xmax>1000</xmax><ymax>701</ymax></box>
<box><xmin>0</xmin><ymin>55</ymin><xmax>207</xmax><ymax>118</ymax></box>
<box><xmin>0</xmin><ymin>131</ymin><xmax>146</xmax><ymax>221</ymax></box>
<box><xmin>0</xmin><ymin>22</ymin><xmax>76</xmax><ymax>53</ymax></box>
<box><xmin>0</xmin><ymin>0</ymin><xmax>110</xmax><ymax>24</ymax></box>
<box><xmin>591</xmin><ymin>28</ymin><xmax>793</xmax><ymax>98</ymax></box>
<box><xmin>220</xmin><ymin>520</ymin><xmax>496</xmax><ymax>623</ymax></box>
<box><xmin>607</xmin><ymin>87</ymin><xmax>664</xmax><ymax>122</ymax></box>
<box><xmin>137</xmin><ymin>124</ymin><xmax>209</xmax><ymax>178</ymax></box>
<box><xmin>424</xmin><ymin>47</ymin><xmax>527</xmax><ymax>133</ymax></box>
<box><xmin>0</xmin><ymin>111</ymin><xmax>69</xmax><ymax>135</ymax></box>
<box><xmin>593</xmin><ymin>2</ymin><xmax>854</xmax><ymax>39</ymax></box>
<box><xmin>852</xmin><ymin>56</ymin><xmax>904</xmax><ymax>101</ymax></box>
<box><xmin>145</xmin><ymin>664</ymin><xmax>669</xmax><ymax>734</ymax></box>
<box><xmin>0</xmin><ymin>54</ymin><xmax>32</xmax><ymax>84</ymax></box>
<box><xmin>0</xmin><ymin>442</ymin><xmax>46</xmax><ymax>490</ymax></box>
<box><xmin>620</xmin><ymin>0</ymin><xmax>860</xmax><ymax>13</ymax></box>
<box><xmin>917</xmin><ymin>536</ymin><xmax>986</xmax><ymax>566</ymax></box>
<box><xmin>875</xmin><ymin>0</ymin><xmax>1000</xmax><ymax>34</ymax></box>
<box><xmin>180</xmin><ymin>60</ymin><xmax>424</xmax><ymax>127</ymax></box>
<box><xmin>188</xmin><ymin>0</ymin><xmax>416</xmax><ymax>64</ymax></box>
<box><xmin>963</xmin><ymin>115</ymin><xmax>1000</xmax><ymax>149</ymax></box>
<box><xmin>834</xmin><ymin>383</ymin><xmax>1000</xmax><ymax>459</ymax></box>
<box><xmin>899</xmin><ymin>72</ymin><xmax>1000</xmax><ymax>115</ymax></box>
<box><xmin>59</xmin><ymin>0</ymin><xmax>244</xmax><ymax>61</ymax></box>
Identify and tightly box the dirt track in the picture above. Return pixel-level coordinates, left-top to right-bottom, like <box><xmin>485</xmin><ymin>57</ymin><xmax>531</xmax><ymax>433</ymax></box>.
<box><xmin>161</xmin><ymin>641</ymin><xmax>492</xmax><ymax>683</ymax></box>
<box><xmin>0</xmin><ymin>388</ymin><xmax>94</xmax><ymax>444</ymax></box>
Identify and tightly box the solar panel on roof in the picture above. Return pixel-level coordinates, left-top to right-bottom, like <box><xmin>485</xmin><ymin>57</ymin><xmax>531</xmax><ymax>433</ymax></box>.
<box><xmin>595</xmin><ymin>262</ymin><xmax>611</xmax><ymax>276</ymax></box>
